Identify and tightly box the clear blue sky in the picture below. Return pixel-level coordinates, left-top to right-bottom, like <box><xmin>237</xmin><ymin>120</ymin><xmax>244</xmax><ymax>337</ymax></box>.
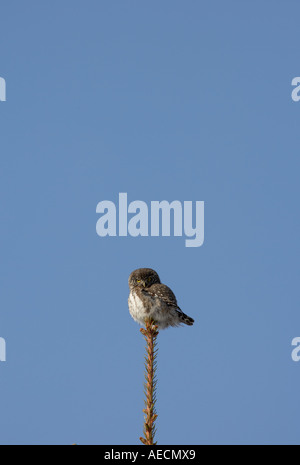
<box><xmin>0</xmin><ymin>1</ymin><xmax>299</xmax><ymax>445</ymax></box>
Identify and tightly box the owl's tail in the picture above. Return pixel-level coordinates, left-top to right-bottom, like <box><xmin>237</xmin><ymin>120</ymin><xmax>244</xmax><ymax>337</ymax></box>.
<box><xmin>177</xmin><ymin>310</ymin><xmax>194</xmax><ymax>326</ymax></box>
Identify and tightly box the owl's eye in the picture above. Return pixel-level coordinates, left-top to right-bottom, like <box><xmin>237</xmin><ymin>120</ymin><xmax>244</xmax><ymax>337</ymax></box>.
<box><xmin>137</xmin><ymin>279</ymin><xmax>141</xmax><ymax>283</ymax></box>
<box><xmin>147</xmin><ymin>277</ymin><xmax>152</xmax><ymax>282</ymax></box>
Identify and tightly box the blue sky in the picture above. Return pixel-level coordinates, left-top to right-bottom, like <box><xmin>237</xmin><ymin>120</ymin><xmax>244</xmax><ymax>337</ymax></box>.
<box><xmin>0</xmin><ymin>1</ymin><xmax>299</xmax><ymax>445</ymax></box>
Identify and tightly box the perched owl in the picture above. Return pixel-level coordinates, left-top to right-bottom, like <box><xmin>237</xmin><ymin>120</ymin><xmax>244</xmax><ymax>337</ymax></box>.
<box><xmin>128</xmin><ymin>268</ymin><xmax>194</xmax><ymax>330</ymax></box>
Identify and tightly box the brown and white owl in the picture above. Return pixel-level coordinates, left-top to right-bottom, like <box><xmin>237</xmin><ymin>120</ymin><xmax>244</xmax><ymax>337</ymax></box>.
<box><xmin>128</xmin><ymin>268</ymin><xmax>194</xmax><ymax>330</ymax></box>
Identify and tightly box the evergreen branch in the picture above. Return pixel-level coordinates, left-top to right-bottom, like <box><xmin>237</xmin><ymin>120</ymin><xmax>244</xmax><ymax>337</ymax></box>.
<box><xmin>139</xmin><ymin>319</ymin><xmax>159</xmax><ymax>445</ymax></box>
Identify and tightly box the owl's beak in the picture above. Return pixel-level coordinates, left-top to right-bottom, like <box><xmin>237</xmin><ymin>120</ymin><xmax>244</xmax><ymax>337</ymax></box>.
<box><xmin>141</xmin><ymin>280</ymin><xmax>146</xmax><ymax>287</ymax></box>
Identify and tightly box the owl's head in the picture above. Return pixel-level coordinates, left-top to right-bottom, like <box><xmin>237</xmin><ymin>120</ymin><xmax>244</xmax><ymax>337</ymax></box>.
<box><xmin>128</xmin><ymin>268</ymin><xmax>161</xmax><ymax>289</ymax></box>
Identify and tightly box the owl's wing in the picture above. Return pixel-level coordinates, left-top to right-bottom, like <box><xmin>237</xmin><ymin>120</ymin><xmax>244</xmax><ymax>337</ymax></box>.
<box><xmin>144</xmin><ymin>283</ymin><xmax>194</xmax><ymax>326</ymax></box>
<box><xmin>144</xmin><ymin>283</ymin><xmax>180</xmax><ymax>309</ymax></box>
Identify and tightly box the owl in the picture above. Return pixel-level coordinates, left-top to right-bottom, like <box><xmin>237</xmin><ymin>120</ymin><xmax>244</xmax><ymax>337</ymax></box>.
<box><xmin>128</xmin><ymin>268</ymin><xmax>194</xmax><ymax>330</ymax></box>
